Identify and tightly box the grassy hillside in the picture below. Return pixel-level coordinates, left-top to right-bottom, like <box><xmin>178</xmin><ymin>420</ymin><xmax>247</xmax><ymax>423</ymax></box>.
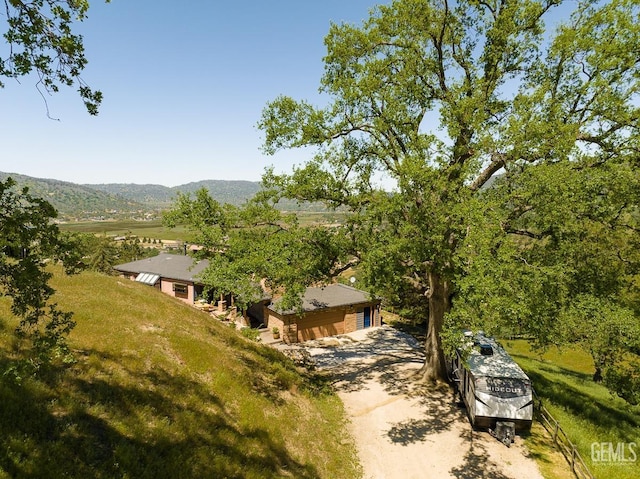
<box><xmin>506</xmin><ymin>340</ymin><xmax>640</xmax><ymax>479</ymax></box>
<box><xmin>0</xmin><ymin>268</ymin><xmax>360</xmax><ymax>479</ymax></box>
<box><xmin>0</xmin><ymin>172</ymin><xmax>145</xmax><ymax>217</ymax></box>
<box><xmin>88</xmin><ymin>181</ymin><xmax>333</xmax><ymax>213</ymax></box>
<box><xmin>1</xmin><ymin>172</ymin><xmax>334</xmax><ymax>220</ymax></box>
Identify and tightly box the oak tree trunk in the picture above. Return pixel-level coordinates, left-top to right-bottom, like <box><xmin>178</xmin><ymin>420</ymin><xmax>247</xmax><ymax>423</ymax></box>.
<box><xmin>418</xmin><ymin>271</ymin><xmax>451</xmax><ymax>383</ymax></box>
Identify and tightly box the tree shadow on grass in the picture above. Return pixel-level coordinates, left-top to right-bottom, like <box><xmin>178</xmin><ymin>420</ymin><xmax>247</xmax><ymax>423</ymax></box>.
<box><xmin>525</xmin><ymin>369</ymin><xmax>640</xmax><ymax>439</ymax></box>
<box><xmin>224</xmin><ymin>332</ymin><xmax>337</xmax><ymax>403</ymax></box>
<box><xmin>0</xmin><ymin>351</ymin><xmax>320</xmax><ymax>479</ymax></box>
<box><xmin>521</xmin><ymin>425</ymin><xmax>561</xmax><ymax>469</ymax></box>
<box><xmin>510</xmin><ymin>352</ymin><xmax>640</xmax><ymax>437</ymax></box>
<box><xmin>510</xmin><ymin>352</ymin><xmax>594</xmax><ymax>384</ymax></box>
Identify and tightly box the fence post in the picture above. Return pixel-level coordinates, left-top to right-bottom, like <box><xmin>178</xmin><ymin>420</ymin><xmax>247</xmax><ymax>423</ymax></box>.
<box><xmin>533</xmin><ymin>387</ymin><xmax>595</xmax><ymax>479</ymax></box>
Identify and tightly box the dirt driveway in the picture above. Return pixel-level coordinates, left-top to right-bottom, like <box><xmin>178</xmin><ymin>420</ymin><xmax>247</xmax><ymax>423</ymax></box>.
<box><xmin>297</xmin><ymin>326</ymin><xmax>545</xmax><ymax>479</ymax></box>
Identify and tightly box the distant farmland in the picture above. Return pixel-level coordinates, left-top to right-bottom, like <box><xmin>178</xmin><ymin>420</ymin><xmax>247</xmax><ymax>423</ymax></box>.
<box><xmin>58</xmin><ymin>219</ymin><xmax>192</xmax><ymax>241</ymax></box>
<box><xmin>57</xmin><ymin>212</ymin><xmax>349</xmax><ymax>241</ymax></box>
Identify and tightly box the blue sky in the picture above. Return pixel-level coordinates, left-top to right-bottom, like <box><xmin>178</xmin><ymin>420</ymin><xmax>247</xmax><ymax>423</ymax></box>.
<box><xmin>0</xmin><ymin>0</ymin><xmax>387</xmax><ymax>186</ymax></box>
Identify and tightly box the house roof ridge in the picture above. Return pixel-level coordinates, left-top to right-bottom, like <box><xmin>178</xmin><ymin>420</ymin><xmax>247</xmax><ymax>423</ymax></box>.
<box><xmin>113</xmin><ymin>253</ymin><xmax>210</xmax><ymax>283</ymax></box>
<box><xmin>334</xmin><ymin>283</ymin><xmax>360</xmax><ymax>292</ymax></box>
<box><xmin>308</xmin><ymin>282</ymin><xmax>358</xmax><ymax>291</ymax></box>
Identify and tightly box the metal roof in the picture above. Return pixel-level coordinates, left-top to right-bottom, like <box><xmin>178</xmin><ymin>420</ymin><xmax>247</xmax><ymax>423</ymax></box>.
<box><xmin>114</xmin><ymin>253</ymin><xmax>209</xmax><ymax>283</ymax></box>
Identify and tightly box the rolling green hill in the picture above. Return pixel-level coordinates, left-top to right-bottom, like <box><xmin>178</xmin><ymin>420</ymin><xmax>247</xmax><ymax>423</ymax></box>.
<box><xmin>0</xmin><ymin>267</ymin><xmax>360</xmax><ymax>479</ymax></box>
<box><xmin>506</xmin><ymin>340</ymin><xmax>640</xmax><ymax>479</ymax></box>
<box><xmin>1</xmin><ymin>172</ymin><xmax>261</xmax><ymax>218</ymax></box>
<box><xmin>0</xmin><ymin>172</ymin><xmax>146</xmax><ymax>217</ymax></box>
<box><xmin>1</xmin><ymin>172</ymin><xmax>329</xmax><ymax>220</ymax></box>
<box><xmin>85</xmin><ymin>180</ymin><xmax>330</xmax><ymax>212</ymax></box>
<box><xmin>86</xmin><ymin>180</ymin><xmax>262</xmax><ymax>207</ymax></box>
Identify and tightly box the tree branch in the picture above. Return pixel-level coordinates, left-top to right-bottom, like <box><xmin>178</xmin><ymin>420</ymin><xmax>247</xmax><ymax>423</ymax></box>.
<box><xmin>502</xmin><ymin>224</ymin><xmax>549</xmax><ymax>240</ymax></box>
<box><xmin>330</xmin><ymin>259</ymin><xmax>360</xmax><ymax>277</ymax></box>
<box><xmin>469</xmin><ymin>152</ymin><xmax>505</xmax><ymax>191</ymax></box>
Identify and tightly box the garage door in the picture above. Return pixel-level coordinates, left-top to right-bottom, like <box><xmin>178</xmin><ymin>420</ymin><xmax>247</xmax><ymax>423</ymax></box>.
<box><xmin>297</xmin><ymin>310</ymin><xmax>345</xmax><ymax>342</ymax></box>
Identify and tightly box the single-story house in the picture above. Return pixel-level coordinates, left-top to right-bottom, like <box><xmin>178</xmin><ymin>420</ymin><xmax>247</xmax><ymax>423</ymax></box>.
<box><xmin>265</xmin><ymin>283</ymin><xmax>381</xmax><ymax>343</ymax></box>
<box><xmin>114</xmin><ymin>253</ymin><xmax>210</xmax><ymax>304</ymax></box>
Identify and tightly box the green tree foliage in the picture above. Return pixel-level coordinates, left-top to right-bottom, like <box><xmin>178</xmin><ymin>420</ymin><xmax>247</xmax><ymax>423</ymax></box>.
<box><xmin>0</xmin><ymin>178</ymin><xmax>78</xmax><ymax>373</ymax></box>
<box><xmin>0</xmin><ymin>0</ymin><xmax>104</xmax><ymax>114</ymax></box>
<box><xmin>559</xmin><ymin>297</ymin><xmax>640</xmax><ymax>403</ymax></box>
<box><xmin>255</xmin><ymin>0</ymin><xmax>640</xmax><ymax>389</ymax></box>
<box><xmin>64</xmin><ymin>231</ymin><xmax>158</xmax><ymax>274</ymax></box>
<box><xmin>88</xmin><ymin>235</ymin><xmax>118</xmax><ymax>273</ymax></box>
<box><xmin>164</xmin><ymin>189</ymin><xmax>352</xmax><ymax>313</ymax></box>
<box><xmin>118</xmin><ymin>234</ymin><xmax>148</xmax><ymax>264</ymax></box>
<box><xmin>164</xmin><ymin>0</ymin><xmax>640</xmax><ymax>401</ymax></box>
<box><xmin>450</xmin><ymin>160</ymin><xmax>640</xmax><ymax>401</ymax></box>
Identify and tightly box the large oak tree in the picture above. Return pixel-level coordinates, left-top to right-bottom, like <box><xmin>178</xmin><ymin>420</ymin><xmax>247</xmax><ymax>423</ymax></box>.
<box><xmin>260</xmin><ymin>0</ymin><xmax>640</xmax><ymax>379</ymax></box>
<box><xmin>257</xmin><ymin>0</ymin><xmax>640</xmax><ymax>383</ymax></box>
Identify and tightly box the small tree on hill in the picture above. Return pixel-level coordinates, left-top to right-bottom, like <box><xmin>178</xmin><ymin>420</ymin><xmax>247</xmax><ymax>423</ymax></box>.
<box><xmin>0</xmin><ymin>178</ymin><xmax>79</xmax><ymax>373</ymax></box>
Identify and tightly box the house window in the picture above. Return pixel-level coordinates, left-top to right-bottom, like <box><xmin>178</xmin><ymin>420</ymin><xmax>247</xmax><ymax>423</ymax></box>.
<box><xmin>173</xmin><ymin>283</ymin><xmax>188</xmax><ymax>298</ymax></box>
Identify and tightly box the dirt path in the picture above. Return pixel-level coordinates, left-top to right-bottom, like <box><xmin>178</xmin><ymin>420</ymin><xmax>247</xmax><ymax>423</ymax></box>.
<box><xmin>300</xmin><ymin>326</ymin><xmax>545</xmax><ymax>479</ymax></box>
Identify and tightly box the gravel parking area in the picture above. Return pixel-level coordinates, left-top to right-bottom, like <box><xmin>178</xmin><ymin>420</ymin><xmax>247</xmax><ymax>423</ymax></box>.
<box><xmin>294</xmin><ymin>326</ymin><xmax>545</xmax><ymax>479</ymax></box>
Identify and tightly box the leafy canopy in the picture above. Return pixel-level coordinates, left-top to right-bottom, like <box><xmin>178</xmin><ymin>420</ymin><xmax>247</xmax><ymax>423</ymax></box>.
<box><xmin>0</xmin><ymin>178</ymin><xmax>80</xmax><ymax>374</ymax></box>
<box><xmin>0</xmin><ymin>0</ymin><xmax>105</xmax><ymax>114</ymax></box>
<box><xmin>173</xmin><ymin>0</ymin><xmax>640</xmax><ymax>395</ymax></box>
<box><xmin>164</xmin><ymin>189</ymin><xmax>353</xmax><ymax>313</ymax></box>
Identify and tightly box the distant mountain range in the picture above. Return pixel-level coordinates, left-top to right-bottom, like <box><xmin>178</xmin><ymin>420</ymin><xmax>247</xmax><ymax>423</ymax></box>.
<box><xmin>86</xmin><ymin>180</ymin><xmax>262</xmax><ymax>207</ymax></box>
<box><xmin>0</xmin><ymin>172</ymin><xmax>263</xmax><ymax>219</ymax></box>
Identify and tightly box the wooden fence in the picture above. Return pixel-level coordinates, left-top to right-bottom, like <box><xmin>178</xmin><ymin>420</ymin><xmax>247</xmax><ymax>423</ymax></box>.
<box><xmin>534</xmin><ymin>391</ymin><xmax>595</xmax><ymax>479</ymax></box>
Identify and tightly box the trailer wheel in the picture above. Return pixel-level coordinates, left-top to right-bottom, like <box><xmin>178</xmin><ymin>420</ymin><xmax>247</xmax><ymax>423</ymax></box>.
<box><xmin>502</xmin><ymin>429</ymin><xmax>513</xmax><ymax>447</ymax></box>
<box><xmin>490</xmin><ymin>421</ymin><xmax>515</xmax><ymax>447</ymax></box>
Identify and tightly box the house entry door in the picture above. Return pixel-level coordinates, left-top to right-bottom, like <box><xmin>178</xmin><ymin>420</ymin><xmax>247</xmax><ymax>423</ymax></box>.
<box><xmin>357</xmin><ymin>307</ymin><xmax>372</xmax><ymax>330</ymax></box>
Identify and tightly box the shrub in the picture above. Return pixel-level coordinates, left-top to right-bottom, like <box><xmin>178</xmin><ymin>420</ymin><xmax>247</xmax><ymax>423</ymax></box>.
<box><xmin>241</xmin><ymin>328</ymin><xmax>260</xmax><ymax>342</ymax></box>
